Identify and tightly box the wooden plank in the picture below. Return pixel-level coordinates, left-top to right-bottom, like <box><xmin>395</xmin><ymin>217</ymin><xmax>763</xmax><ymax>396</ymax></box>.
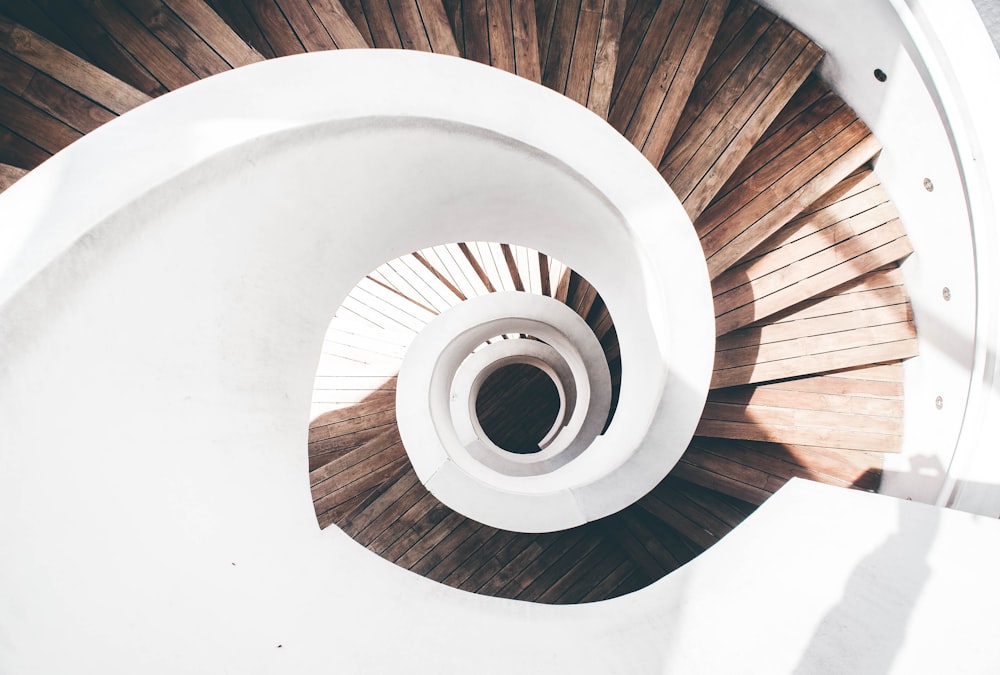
<box><xmin>540</xmin><ymin>0</ymin><xmax>624</xmax><ymax>117</ymax></box>
<box><xmin>205</xmin><ymin>0</ymin><xmax>278</xmax><ymax>57</ymax></box>
<box><xmin>310</xmin><ymin>424</ymin><xmax>402</xmax><ymax>489</ymax></box>
<box><xmin>675</xmin><ymin>436</ymin><xmax>883</xmax><ymax>505</ymax></box>
<box><xmin>712</xmin><ymin>172</ymin><xmax>913</xmax><ymax>335</ymax></box>
<box><xmin>312</xmin><ymin>440</ymin><xmax>407</xmax><ymax>511</ymax></box>
<box><xmin>660</xmin><ymin>6</ymin><xmax>824</xmax><ymax>220</ymax></box>
<box><xmin>0</xmin><ymin>51</ymin><xmax>116</xmax><ymax>134</ymax></box>
<box><xmin>120</xmin><ymin>0</ymin><xmax>238</xmax><ymax>79</ymax></box>
<box><xmin>0</xmin><ymin>124</ymin><xmax>49</xmax><ymax>168</ymax></box>
<box><xmin>510</xmin><ymin>0</ymin><xmax>541</xmax><ymax>81</ymax></box>
<box><xmin>338</xmin><ymin>462</ymin><xmax>421</xmax><ymax>538</ymax></box>
<box><xmin>309</xmin><ymin>0</ymin><xmax>371</xmax><ymax>48</ymax></box>
<box><xmin>712</xmin><ymin>268</ymin><xmax>918</xmax><ymax>388</ymax></box>
<box><xmin>449</xmin><ymin>0</ymin><xmax>539</xmax><ymax>79</ymax></box>
<box><xmin>369</xmin><ymin>492</ymin><xmax>446</xmax><ymax>556</ymax></box>
<box><xmin>415</xmin><ymin>0</ymin><xmax>461</xmax><ymax>54</ymax></box>
<box><xmin>0</xmin><ymin>87</ymin><xmax>81</xmax><ymax>154</ymax></box>
<box><xmin>0</xmin><ymin>162</ymin><xmax>28</xmax><ymax>191</ymax></box>
<box><xmin>609</xmin><ymin>0</ymin><xmax>727</xmax><ymax>163</ymax></box>
<box><xmin>0</xmin><ymin>16</ymin><xmax>151</xmax><ymax>113</ymax></box>
<box><xmin>696</xmin><ymin>82</ymin><xmax>885</xmax><ymax>279</ymax></box>
<box><xmin>80</xmin><ymin>0</ymin><xmax>201</xmax><ymax>91</ymax></box>
<box><xmin>446</xmin><ymin>0</ymin><xmax>488</xmax><ymax>62</ymax></box>
<box><xmin>25</xmin><ymin>0</ymin><xmax>167</xmax><ymax>96</ymax></box>
<box><xmin>0</xmin><ymin>1</ymin><xmax>88</xmax><ymax>58</ymax></box>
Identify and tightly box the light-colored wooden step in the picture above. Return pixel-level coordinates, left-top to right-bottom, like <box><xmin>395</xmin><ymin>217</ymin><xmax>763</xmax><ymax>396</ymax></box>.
<box><xmin>696</xmin><ymin>77</ymin><xmax>884</xmax><ymax>279</ymax></box>
<box><xmin>712</xmin><ymin>169</ymin><xmax>913</xmax><ymax>335</ymax></box>
<box><xmin>712</xmin><ymin>267</ymin><xmax>918</xmax><ymax>388</ymax></box>
<box><xmin>609</xmin><ymin>0</ymin><xmax>727</xmax><ymax>163</ymax></box>
<box><xmin>536</xmin><ymin>0</ymin><xmax>626</xmax><ymax>117</ymax></box>
<box><xmin>698</xmin><ymin>363</ymin><xmax>904</xmax><ymax>453</ymax></box>
<box><xmin>659</xmin><ymin>0</ymin><xmax>823</xmax><ymax>220</ymax></box>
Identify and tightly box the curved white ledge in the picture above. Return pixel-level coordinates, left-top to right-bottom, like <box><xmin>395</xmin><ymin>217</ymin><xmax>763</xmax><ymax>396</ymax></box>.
<box><xmin>398</xmin><ymin>292</ymin><xmax>621</xmax><ymax>531</ymax></box>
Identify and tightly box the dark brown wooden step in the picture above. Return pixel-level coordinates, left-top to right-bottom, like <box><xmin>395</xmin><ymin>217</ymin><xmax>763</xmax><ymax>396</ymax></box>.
<box><xmin>0</xmin><ymin>162</ymin><xmax>28</xmax><ymax>192</ymax></box>
<box><xmin>536</xmin><ymin>0</ymin><xmax>625</xmax><ymax>117</ymax></box>
<box><xmin>342</xmin><ymin>0</ymin><xmax>459</xmax><ymax>53</ymax></box>
<box><xmin>446</xmin><ymin>0</ymin><xmax>541</xmax><ymax>81</ymax></box>
<box><xmin>659</xmin><ymin>0</ymin><xmax>823</xmax><ymax>220</ymax></box>
<box><xmin>208</xmin><ymin>0</ymin><xmax>367</xmax><ymax>55</ymax></box>
<box><xmin>609</xmin><ymin>0</ymin><xmax>727</xmax><ymax>163</ymax></box>
<box><xmin>674</xmin><ymin>434</ymin><xmax>883</xmax><ymax>505</ymax></box>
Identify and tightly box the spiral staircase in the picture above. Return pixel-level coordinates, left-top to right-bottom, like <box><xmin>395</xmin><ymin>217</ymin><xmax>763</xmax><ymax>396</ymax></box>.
<box><xmin>1</xmin><ymin>0</ymin><xmax>999</xmax><ymax>672</ymax></box>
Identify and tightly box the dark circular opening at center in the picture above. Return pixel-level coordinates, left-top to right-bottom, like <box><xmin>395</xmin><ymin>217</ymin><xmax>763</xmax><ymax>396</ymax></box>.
<box><xmin>475</xmin><ymin>363</ymin><xmax>561</xmax><ymax>455</ymax></box>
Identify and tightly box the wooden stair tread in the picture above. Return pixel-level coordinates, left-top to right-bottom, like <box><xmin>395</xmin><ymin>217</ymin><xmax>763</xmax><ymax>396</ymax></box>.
<box><xmin>712</xmin><ymin>169</ymin><xmax>913</xmax><ymax>335</ymax></box>
<box><xmin>5</xmin><ymin>0</ymin><xmax>168</xmax><ymax>96</ymax></box>
<box><xmin>446</xmin><ymin>0</ymin><xmax>541</xmax><ymax>81</ymax></box>
<box><xmin>712</xmin><ymin>267</ymin><xmax>918</xmax><ymax>388</ymax></box>
<box><xmin>609</xmin><ymin>0</ymin><xmax>727</xmax><ymax>163</ymax></box>
<box><xmin>211</xmin><ymin>0</ymin><xmax>368</xmax><ymax>54</ymax></box>
<box><xmin>0</xmin><ymin>162</ymin><xmax>28</xmax><ymax>192</ymax></box>
<box><xmin>344</xmin><ymin>0</ymin><xmax>459</xmax><ymax>54</ymax></box>
<box><xmin>536</xmin><ymin>0</ymin><xmax>625</xmax><ymax>117</ymax></box>
<box><xmin>0</xmin><ymin>16</ymin><xmax>151</xmax><ymax>114</ymax></box>
<box><xmin>696</xmin><ymin>77</ymin><xmax>884</xmax><ymax>279</ymax></box>
<box><xmin>659</xmin><ymin>1</ymin><xmax>823</xmax><ymax>220</ymax></box>
<box><xmin>674</xmin><ymin>435</ymin><xmax>883</xmax><ymax>505</ymax></box>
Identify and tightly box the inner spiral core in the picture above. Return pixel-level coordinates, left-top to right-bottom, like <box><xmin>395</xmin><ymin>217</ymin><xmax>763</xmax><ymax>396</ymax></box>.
<box><xmin>475</xmin><ymin>361</ymin><xmax>562</xmax><ymax>455</ymax></box>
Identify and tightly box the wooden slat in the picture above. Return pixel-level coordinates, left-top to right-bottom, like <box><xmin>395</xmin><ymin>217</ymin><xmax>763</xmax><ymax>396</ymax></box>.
<box><xmin>79</xmin><ymin>0</ymin><xmax>201</xmax><ymax>91</ymax></box>
<box><xmin>674</xmin><ymin>436</ymin><xmax>883</xmax><ymax>505</ymax></box>
<box><xmin>12</xmin><ymin>0</ymin><xmax>168</xmax><ymax>96</ymax></box>
<box><xmin>119</xmin><ymin>0</ymin><xmax>261</xmax><ymax>78</ymax></box>
<box><xmin>712</xmin><ymin>267</ymin><xmax>918</xmax><ymax>388</ymax></box>
<box><xmin>0</xmin><ymin>124</ymin><xmax>49</xmax><ymax>168</ymax></box>
<box><xmin>448</xmin><ymin>0</ymin><xmax>540</xmax><ymax>80</ymax></box>
<box><xmin>538</xmin><ymin>0</ymin><xmax>625</xmax><ymax>117</ymax></box>
<box><xmin>0</xmin><ymin>87</ymin><xmax>81</xmax><ymax>154</ymax></box>
<box><xmin>0</xmin><ymin>2</ymin><xmax>88</xmax><ymax>58</ymax></box>
<box><xmin>0</xmin><ymin>16</ymin><xmax>151</xmax><ymax>113</ymax></box>
<box><xmin>350</xmin><ymin>0</ymin><xmax>459</xmax><ymax>53</ymax></box>
<box><xmin>712</xmin><ymin>170</ymin><xmax>913</xmax><ymax>335</ymax></box>
<box><xmin>659</xmin><ymin>2</ymin><xmax>824</xmax><ymax>219</ymax></box>
<box><xmin>609</xmin><ymin>0</ymin><xmax>727</xmax><ymax>162</ymax></box>
<box><xmin>205</xmin><ymin>0</ymin><xmax>279</xmax><ymax>57</ymax></box>
<box><xmin>1</xmin><ymin>50</ymin><xmax>116</xmax><ymax>136</ymax></box>
<box><xmin>0</xmin><ymin>162</ymin><xmax>28</xmax><ymax>192</ymax></box>
<box><xmin>696</xmin><ymin>79</ymin><xmax>885</xmax><ymax>279</ymax></box>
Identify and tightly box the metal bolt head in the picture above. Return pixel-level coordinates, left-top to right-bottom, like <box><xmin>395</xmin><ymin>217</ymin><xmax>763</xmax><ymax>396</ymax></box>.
<box><xmin>923</xmin><ymin>177</ymin><xmax>934</xmax><ymax>192</ymax></box>
<box><xmin>942</xmin><ymin>287</ymin><xmax>951</xmax><ymax>301</ymax></box>
<box><xmin>935</xmin><ymin>396</ymin><xmax>944</xmax><ymax>410</ymax></box>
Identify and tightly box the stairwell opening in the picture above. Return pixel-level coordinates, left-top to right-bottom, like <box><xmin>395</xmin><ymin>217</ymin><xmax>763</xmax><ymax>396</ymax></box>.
<box><xmin>474</xmin><ymin>361</ymin><xmax>562</xmax><ymax>455</ymax></box>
